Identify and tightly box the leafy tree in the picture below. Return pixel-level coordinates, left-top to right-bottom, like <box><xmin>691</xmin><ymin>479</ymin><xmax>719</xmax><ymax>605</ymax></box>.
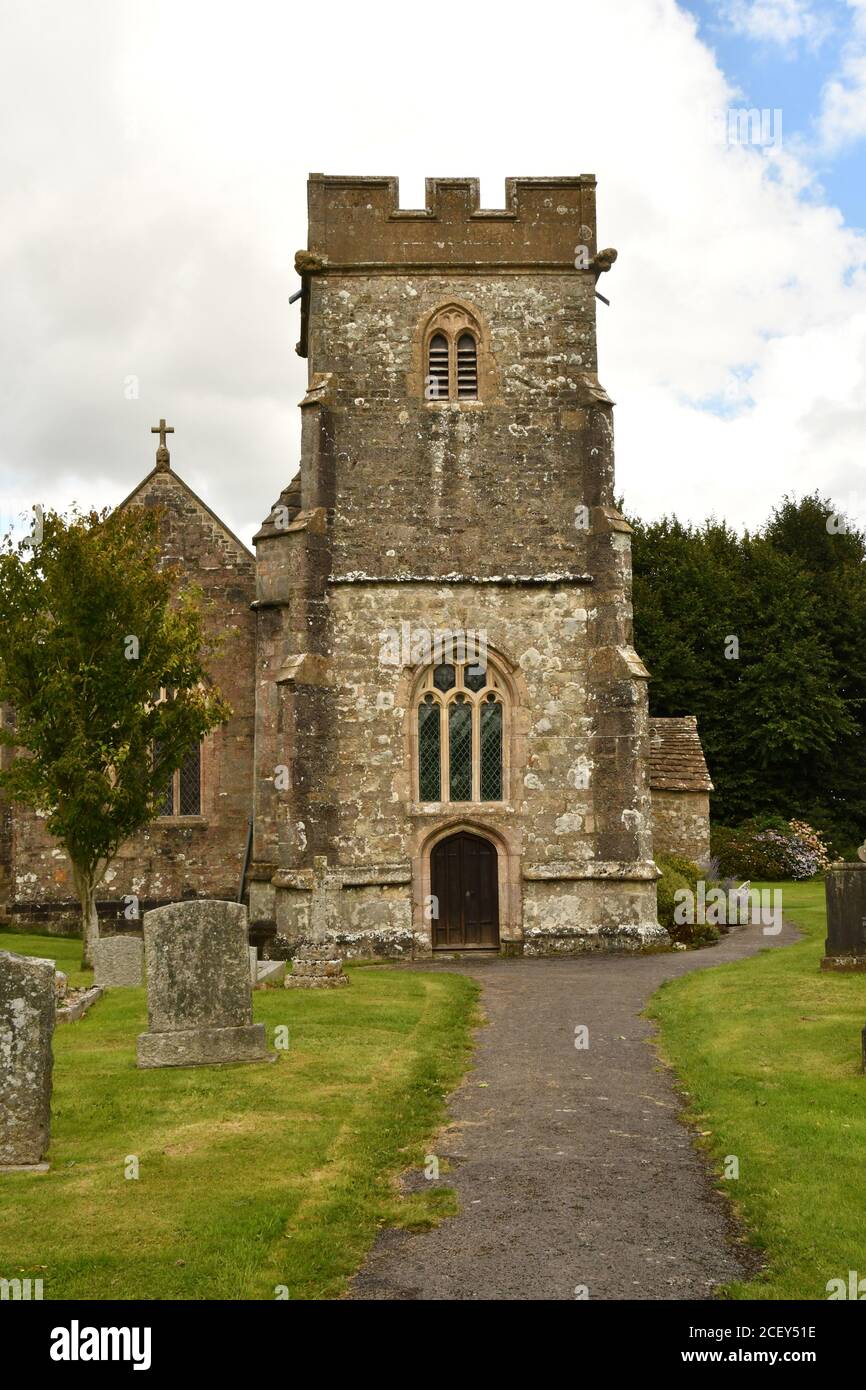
<box><xmin>0</xmin><ymin>506</ymin><xmax>231</xmax><ymax>966</ymax></box>
<box><xmin>628</xmin><ymin>495</ymin><xmax>866</xmax><ymax>851</ymax></box>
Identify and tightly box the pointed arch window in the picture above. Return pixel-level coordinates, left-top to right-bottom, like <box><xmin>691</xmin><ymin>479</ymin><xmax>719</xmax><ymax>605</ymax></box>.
<box><xmin>424</xmin><ymin>305</ymin><xmax>484</xmax><ymax>402</ymax></box>
<box><xmin>152</xmin><ymin>687</ymin><xmax>203</xmax><ymax>818</ymax></box>
<box><xmin>456</xmin><ymin>333</ymin><xmax>478</xmax><ymax>398</ymax></box>
<box><xmin>427</xmin><ymin>333</ymin><xmax>450</xmax><ymax>400</ymax></box>
<box><xmin>415</xmin><ymin>657</ymin><xmax>506</xmax><ymax>803</ymax></box>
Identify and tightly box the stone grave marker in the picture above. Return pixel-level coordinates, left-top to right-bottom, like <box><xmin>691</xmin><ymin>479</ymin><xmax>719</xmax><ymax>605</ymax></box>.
<box><xmin>285</xmin><ymin>856</ymin><xmax>349</xmax><ymax>989</ymax></box>
<box><xmin>822</xmin><ymin>857</ymin><xmax>866</xmax><ymax>971</ymax></box>
<box><xmin>94</xmin><ymin>935</ymin><xmax>143</xmax><ymax>988</ymax></box>
<box><xmin>0</xmin><ymin>951</ymin><xmax>55</xmax><ymax>1172</ymax></box>
<box><xmin>137</xmin><ymin>900</ymin><xmax>274</xmax><ymax>1068</ymax></box>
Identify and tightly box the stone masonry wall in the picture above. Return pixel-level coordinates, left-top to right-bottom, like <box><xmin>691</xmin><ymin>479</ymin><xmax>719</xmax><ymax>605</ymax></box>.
<box><xmin>253</xmin><ymin>176</ymin><xmax>663</xmax><ymax>956</ymax></box>
<box><xmin>8</xmin><ymin>468</ymin><xmax>256</xmax><ymax>933</ymax></box>
<box><xmin>650</xmin><ymin>790</ymin><xmax>711</xmax><ymax>865</ymax></box>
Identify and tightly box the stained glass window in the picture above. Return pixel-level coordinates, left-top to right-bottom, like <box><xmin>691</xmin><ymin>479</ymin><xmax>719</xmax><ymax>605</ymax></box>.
<box><xmin>418</xmin><ymin>695</ymin><xmax>441</xmax><ymax>802</ymax></box>
<box><xmin>480</xmin><ymin>696</ymin><xmax>503</xmax><ymax>802</ymax></box>
<box><xmin>449</xmin><ymin>696</ymin><xmax>473</xmax><ymax>801</ymax></box>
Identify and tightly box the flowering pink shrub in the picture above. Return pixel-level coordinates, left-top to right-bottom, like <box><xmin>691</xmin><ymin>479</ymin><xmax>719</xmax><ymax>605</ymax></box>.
<box><xmin>788</xmin><ymin>820</ymin><xmax>832</xmax><ymax>874</ymax></box>
<box><xmin>711</xmin><ymin>819</ymin><xmax>831</xmax><ymax>880</ymax></box>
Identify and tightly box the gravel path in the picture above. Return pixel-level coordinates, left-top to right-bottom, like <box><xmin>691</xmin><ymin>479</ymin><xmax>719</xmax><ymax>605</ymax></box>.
<box><xmin>349</xmin><ymin>915</ymin><xmax>799</xmax><ymax>1301</ymax></box>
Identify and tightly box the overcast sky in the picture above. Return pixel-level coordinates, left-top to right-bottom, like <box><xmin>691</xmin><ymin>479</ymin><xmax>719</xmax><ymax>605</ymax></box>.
<box><xmin>2</xmin><ymin>0</ymin><xmax>866</xmax><ymax>547</ymax></box>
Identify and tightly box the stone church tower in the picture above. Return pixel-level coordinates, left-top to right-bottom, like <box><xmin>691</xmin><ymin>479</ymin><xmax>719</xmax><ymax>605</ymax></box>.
<box><xmin>247</xmin><ymin>175</ymin><xmax>668</xmax><ymax>956</ymax></box>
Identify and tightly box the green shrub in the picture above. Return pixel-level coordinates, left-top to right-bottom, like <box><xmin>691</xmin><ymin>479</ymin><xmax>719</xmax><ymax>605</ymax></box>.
<box><xmin>656</xmin><ymin>853</ymin><xmax>720</xmax><ymax>948</ymax></box>
<box><xmin>711</xmin><ymin>825</ymin><xmax>789</xmax><ymax>879</ymax></box>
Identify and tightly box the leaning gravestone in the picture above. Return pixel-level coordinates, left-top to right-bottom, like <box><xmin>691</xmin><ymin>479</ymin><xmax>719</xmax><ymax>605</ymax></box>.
<box><xmin>0</xmin><ymin>951</ymin><xmax>55</xmax><ymax>1172</ymax></box>
<box><xmin>94</xmin><ymin>935</ymin><xmax>143</xmax><ymax>988</ymax></box>
<box><xmin>137</xmin><ymin>900</ymin><xmax>273</xmax><ymax>1068</ymax></box>
<box><xmin>822</xmin><ymin>851</ymin><xmax>866</xmax><ymax>971</ymax></box>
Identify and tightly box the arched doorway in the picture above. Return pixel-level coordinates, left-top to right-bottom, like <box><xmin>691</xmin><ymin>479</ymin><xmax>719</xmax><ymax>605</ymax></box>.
<box><xmin>430</xmin><ymin>831</ymin><xmax>500</xmax><ymax>950</ymax></box>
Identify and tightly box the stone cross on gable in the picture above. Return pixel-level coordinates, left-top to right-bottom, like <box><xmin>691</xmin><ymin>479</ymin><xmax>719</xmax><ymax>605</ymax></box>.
<box><xmin>151</xmin><ymin>418</ymin><xmax>174</xmax><ymax>471</ymax></box>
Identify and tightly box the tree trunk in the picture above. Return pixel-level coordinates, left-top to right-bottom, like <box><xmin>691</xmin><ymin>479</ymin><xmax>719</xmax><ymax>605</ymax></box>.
<box><xmin>73</xmin><ymin>865</ymin><xmax>101</xmax><ymax>971</ymax></box>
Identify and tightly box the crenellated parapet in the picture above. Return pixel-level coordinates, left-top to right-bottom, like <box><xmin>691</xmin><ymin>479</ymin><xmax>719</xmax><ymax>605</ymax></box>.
<box><xmin>306</xmin><ymin>174</ymin><xmax>598</xmax><ymax>270</ymax></box>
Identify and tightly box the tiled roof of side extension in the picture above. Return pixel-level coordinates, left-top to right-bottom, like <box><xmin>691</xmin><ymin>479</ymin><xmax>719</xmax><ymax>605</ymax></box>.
<box><xmin>649</xmin><ymin>716</ymin><xmax>714</xmax><ymax>792</ymax></box>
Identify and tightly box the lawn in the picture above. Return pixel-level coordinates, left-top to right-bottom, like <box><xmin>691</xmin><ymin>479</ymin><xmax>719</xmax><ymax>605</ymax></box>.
<box><xmin>648</xmin><ymin>880</ymin><xmax>866</xmax><ymax>1300</ymax></box>
<box><xmin>0</xmin><ymin>931</ymin><xmax>478</xmax><ymax>1300</ymax></box>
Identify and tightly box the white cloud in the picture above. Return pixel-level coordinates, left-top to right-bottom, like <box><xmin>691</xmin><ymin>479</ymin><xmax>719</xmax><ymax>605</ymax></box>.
<box><xmin>1</xmin><ymin>0</ymin><xmax>866</xmax><ymax>546</ymax></box>
<box><xmin>817</xmin><ymin>0</ymin><xmax>866</xmax><ymax>151</ymax></box>
<box><xmin>720</xmin><ymin>0</ymin><xmax>831</xmax><ymax>48</ymax></box>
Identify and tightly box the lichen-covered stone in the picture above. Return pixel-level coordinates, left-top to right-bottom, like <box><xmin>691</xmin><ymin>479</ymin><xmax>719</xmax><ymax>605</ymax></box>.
<box><xmin>243</xmin><ymin>175</ymin><xmax>674</xmax><ymax>959</ymax></box>
<box><xmin>0</xmin><ymin>950</ymin><xmax>55</xmax><ymax>1168</ymax></box>
<box><xmin>137</xmin><ymin>900</ymin><xmax>273</xmax><ymax>1067</ymax></box>
<box><xmin>94</xmin><ymin>935</ymin><xmax>143</xmax><ymax>988</ymax></box>
<box><xmin>284</xmin><ymin>942</ymin><xmax>349</xmax><ymax>989</ymax></box>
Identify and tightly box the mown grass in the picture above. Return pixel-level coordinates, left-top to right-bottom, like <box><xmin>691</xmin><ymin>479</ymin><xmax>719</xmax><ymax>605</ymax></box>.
<box><xmin>648</xmin><ymin>881</ymin><xmax>866</xmax><ymax>1300</ymax></box>
<box><xmin>0</xmin><ymin>931</ymin><xmax>478</xmax><ymax>1300</ymax></box>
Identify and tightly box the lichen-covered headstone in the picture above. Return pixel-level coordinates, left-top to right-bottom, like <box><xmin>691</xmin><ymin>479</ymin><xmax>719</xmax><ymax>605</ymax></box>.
<box><xmin>0</xmin><ymin>951</ymin><xmax>55</xmax><ymax>1171</ymax></box>
<box><xmin>137</xmin><ymin>900</ymin><xmax>274</xmax><ymax>1068</ymax></box>
<box><xmin>94</xmin><ymin>936</ymin><xmax>143</xmax><ymax>988</ymax></box>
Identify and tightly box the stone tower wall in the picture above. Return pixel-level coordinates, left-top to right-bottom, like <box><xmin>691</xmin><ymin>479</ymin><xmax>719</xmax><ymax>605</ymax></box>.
<box><xmin>251</xmin><ymin>175</ymin><xmax>661</xmax><ymax>956</ymax></box>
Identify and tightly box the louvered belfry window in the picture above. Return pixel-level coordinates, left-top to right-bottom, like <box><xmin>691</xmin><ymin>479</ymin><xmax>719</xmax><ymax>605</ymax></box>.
<box><xmin>427</xmin><ymin>333</ymin><xmax>450</xmax><ymax>401</ymax></box>
<box><xmin>456</xmin><ymin>333</ymin><xmax>478</xmax><ymax>398</ymax></box>
<box><xmin>424</xmin><ymin>305</ymin><xmax>483</xmax><ymax>401</ymax></box>
<box><xmin>416</xmin><ymin>659</ymin><xmax>505</xmax><ymax>803</ymax></box>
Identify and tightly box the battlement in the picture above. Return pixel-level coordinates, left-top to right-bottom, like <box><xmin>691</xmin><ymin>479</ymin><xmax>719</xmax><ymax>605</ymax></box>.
<box><xmin>306</xmin><ymin>174</ymin><xmax>598</xmax><ymax>270</ymax></box>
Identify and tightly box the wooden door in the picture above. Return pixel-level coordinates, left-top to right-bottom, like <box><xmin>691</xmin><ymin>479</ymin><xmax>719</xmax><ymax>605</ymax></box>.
<box><xmin>431</xmin><ymin>832</ymin><xmax>499</xmax><ymax>949</ymax></box>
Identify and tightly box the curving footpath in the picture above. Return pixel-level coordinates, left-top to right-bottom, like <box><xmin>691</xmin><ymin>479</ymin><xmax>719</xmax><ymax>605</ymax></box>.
<box><xmin>349</xmin><ymin>915</ymin><xmax>799</xmax><ymax>1301</ymax></box>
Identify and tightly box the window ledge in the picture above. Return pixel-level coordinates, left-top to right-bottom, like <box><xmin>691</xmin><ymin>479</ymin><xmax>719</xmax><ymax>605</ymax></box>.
<box><xmin>153</xmin><ymin>817</ymin><xmax>209</xmax><ymax>828</ymax></box>
<box><xmin>409</xmin><ymin>802</ymin><xmax>513</xmax><ymax>817</ymax></box>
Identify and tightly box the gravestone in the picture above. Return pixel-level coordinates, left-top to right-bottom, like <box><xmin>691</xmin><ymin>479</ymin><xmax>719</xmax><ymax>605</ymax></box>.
<box><xmin>285</xmin><ymin>856</ymin><xmax>349</xmax><ymax>989</ymax></box>
<box><xmin>0</xmin><ymin>951</ymin><xmax>55</xmax><ymax>1172</ymax></box>
<box><xmin>94</xmin><ymin>935</ymin><xmax>143</xmax><ymax>988</ymax></box>
<box><xmin>137</xmin><ymin>900</ymin><xmax>274</xmax><ymax>1068</ymax></box>
<box><xmin>822</xmin><ymin>856</ymin><xmax>866</xmax><ymax>971</ymax></box>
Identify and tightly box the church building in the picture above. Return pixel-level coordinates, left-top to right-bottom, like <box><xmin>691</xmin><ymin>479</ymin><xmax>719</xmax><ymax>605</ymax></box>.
<box><xmin>0</xmin><ymin>175</ymin><xmax>713</xmax><ymax>956</ymax></box>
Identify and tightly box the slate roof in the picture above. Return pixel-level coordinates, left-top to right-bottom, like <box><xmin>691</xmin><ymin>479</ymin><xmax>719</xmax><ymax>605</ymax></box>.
<box><xmin>648</xmin><ymin>716</ymin><xmax>714</xmax><ymax>793</ymax></box>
